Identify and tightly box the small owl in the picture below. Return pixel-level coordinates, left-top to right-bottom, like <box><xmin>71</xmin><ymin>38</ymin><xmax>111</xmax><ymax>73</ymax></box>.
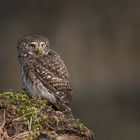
<box><xmin>17</xmin><ymin>34</ymin><xmax>72</xmax><ymax>112</ymax></box>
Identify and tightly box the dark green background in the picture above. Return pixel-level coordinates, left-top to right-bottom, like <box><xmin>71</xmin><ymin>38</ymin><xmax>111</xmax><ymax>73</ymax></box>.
<box><xmin>0</xmin><ymin>0</ymin><xmax>140</xmax><ymax>139</ymax></box>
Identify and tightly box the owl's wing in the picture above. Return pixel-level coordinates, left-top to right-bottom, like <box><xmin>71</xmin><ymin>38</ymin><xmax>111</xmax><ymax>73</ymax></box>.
<box><xmin>34</xmin><ymin>50</ymin><xmax>72</xmax><ymax>108</ymax></box>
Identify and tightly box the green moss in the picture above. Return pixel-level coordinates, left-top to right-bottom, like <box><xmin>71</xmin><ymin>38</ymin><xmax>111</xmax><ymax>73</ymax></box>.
<box><xmin>74</xmin><ymin>119</ymin><xmax>86</xmax><ymax>131</ymax></box>
<box><xmin>0</xmin><ymin>91</ymin><xmax>94</xmax><ymax>139</ymax></box>
<box><xmin>0</xmin><ymin>91</ymin><xmax>28</xmax><ymax>100</ymax></box>
<box><xmin>0</xmin><ymin>91</ymin><xmax>51</xmax><ymax>132</ymax></box>
<box><xmin>0</xmin><ymin>104</ymin><xmax>8</xmax><ymax>109</ymax></box>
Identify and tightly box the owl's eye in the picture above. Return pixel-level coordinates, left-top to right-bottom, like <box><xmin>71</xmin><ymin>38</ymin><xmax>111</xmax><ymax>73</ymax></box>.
<box><xmin>28</xmin><ymin>43</ymin><xmax>36</xmax><ymax>48</ymax></box>
<box><xmin>40</xmin><ymin>42</ymin><xmax>46</xmax><ymax>48</ymax></box>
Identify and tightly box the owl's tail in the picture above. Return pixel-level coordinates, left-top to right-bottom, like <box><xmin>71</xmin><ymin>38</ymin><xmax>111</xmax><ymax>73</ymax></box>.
<box><xmin>53</xmin><ymin>93</ymin><xmax>73</xmax><ymax>117</ymax></box>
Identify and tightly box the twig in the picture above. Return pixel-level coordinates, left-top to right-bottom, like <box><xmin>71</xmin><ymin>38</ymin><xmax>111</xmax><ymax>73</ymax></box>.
<box><xmin>0</xmin><ymin>109</ymin><xmax>6</xmax><ymax>129</ymax></box>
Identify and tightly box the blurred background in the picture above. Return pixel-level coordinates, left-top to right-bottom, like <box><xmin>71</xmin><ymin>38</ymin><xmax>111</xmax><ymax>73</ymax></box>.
<box><xmin>0</xmin><ymin>0</ymin><xmax>140</xmax><ymax>139</ymax></box>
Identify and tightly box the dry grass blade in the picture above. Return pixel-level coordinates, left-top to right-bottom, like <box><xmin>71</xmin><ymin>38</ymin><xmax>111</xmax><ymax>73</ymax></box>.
<box><xmin>0</xmin><ymin>109</ymin><xmax>9</xmax><ymax>139</ymax></box>
<box><xmin>11</xmin><ymin>131</ymin><xmax>30</xmax><ymax>139</ymax></box>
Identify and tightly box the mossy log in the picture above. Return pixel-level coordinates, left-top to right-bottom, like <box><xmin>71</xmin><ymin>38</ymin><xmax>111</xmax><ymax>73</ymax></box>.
<box><xmin>0</xmin><ymin>92</ymin><xmax>94</xmax><ymax>140</ymax></box>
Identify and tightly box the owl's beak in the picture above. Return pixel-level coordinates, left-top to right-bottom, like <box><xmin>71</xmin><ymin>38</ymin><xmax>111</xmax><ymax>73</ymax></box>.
<box><xmin>36</xmin><ymin>46</ymin><xmax>44</xmax><ymax>54</ymax></box>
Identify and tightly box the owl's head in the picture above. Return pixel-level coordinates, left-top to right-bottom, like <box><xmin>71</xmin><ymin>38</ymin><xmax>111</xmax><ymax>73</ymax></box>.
<box><xmin>17</xmin><ymin>34</ymin><xmax>50</xmax><ymax>56</ymax></box>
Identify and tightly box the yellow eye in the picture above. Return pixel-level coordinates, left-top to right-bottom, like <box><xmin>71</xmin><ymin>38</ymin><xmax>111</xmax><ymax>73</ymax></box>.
<box><xmin>40</xmin><ymin>42</ymin><xmax>46</xmax><ymax>48</ymax></box>
<box><xmin>28</xmin><ymin>43</ymin><xmax>36</xmax><ymax>48</ymax></box>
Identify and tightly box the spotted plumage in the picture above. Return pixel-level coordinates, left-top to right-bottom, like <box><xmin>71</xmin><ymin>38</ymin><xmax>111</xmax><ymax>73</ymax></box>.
<box><xmin>17</xmin><ymin>34</ymin><xmax>72</xmax><ymax>112</ymax></box>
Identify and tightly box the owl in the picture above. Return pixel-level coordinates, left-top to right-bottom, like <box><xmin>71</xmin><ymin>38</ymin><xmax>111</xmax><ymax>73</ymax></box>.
<box><xmin>17</xmin><ymin>34</ymin><xmax>72</xmax><ymax>112</ymax></box>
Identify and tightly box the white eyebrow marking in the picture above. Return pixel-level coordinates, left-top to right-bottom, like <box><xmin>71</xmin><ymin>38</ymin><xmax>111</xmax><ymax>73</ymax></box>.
<box><xmin>30</xmin><ymin>42</ymin><xmax>38</xmax><ymax>45</ymax></box>
<box><xmin>40</xmin><ymin>42</ymin><xmax>45</xmax><ymax>45</ymax></box>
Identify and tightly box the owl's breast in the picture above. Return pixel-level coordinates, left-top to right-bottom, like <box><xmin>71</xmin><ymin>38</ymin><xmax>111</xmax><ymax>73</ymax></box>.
<box><xmin>21</xmin><ymin>63</ymin><xmax>57</xmax><ymax>105</ymax></box>
<box><xmin>21</xmin><ymin>65</ymin><xmax>32</xmax><ymax>93</ymax></box>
